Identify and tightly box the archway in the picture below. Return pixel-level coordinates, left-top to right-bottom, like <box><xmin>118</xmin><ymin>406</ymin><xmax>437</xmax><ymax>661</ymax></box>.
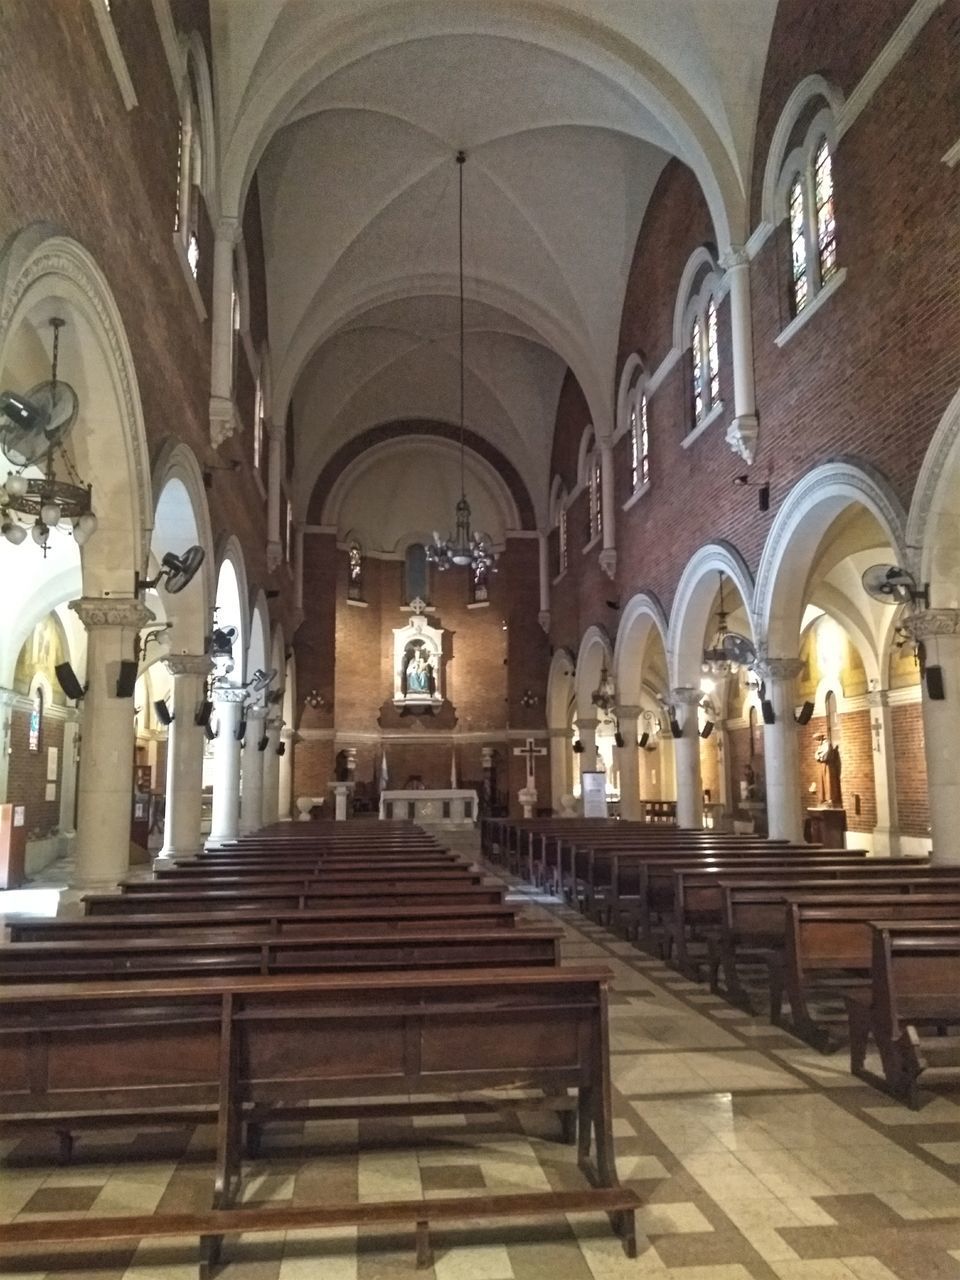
<box><xmin>208</xmin><ymin>539</ymin><xmax>250</xmax><ymax>843</ymax></box>
<box><xmin>613</xmin><ymin>592</ymin><xmax>673</xmax><ymax>817</ymax></box>
<box><xmin>546</xmin><ymin>647</ymin><xmax>575</xmax><ymax>812</ymax></box>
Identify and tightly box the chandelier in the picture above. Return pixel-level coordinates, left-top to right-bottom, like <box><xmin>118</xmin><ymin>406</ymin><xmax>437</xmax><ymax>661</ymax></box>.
<box><xmin>701</xmin><ymin>571</ymin><xmax>755</xmax><ymax>676</ymax></box>
<box><xmin>427</xmin><ymin>151</ymin><xmax>497</xmax><ymax>575</ymax></box>
<box><xmin>591</xmin><ymin>663</ymin><xmax>616</xmax><ymax>713</ymax></box>
<box><xmin>0</xmin><ymin>318</ymin><xmax>97</xmax><ymax>554</ymax></box>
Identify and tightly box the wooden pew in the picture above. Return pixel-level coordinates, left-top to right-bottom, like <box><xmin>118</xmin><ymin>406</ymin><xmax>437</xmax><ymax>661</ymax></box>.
<box><xmin>81</xmin><ymin>880</ymin><xmax>507</xmax><ymax>915</ymax></box>
<box><xmin>0</xmin><ymin>925</ymin><xmax>564</xmax><ymax>983</ymax></box>
<box><xmin>775</xmin><ymin>894</ymin><xmax>960</xmax><ymax>1050</ymax></box>
<box><xmin>118</xmin><ymin>866</ymin><xmax>485</xmax><ymax>894</ymax></box>
<box><xmin>0</xmin><ymin>967</ymin><xmax>638</xmax><ymax>1271</ymax></box>
<box><xmin>706</xmin><ymin>872</ymin><xmax>960</xmax><ymax>1010</ymax></box>
<box><xmin>7</xmin><ymin>901</ymin><xmax>525</xmax><ymax>943</ymax></box>
<box><xmin>847</xmin><ymin>922</ymin><xmax>960</xmax><ymax>1107</ymax></box>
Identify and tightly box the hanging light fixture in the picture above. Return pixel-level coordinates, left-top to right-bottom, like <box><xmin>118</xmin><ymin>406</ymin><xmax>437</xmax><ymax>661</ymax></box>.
<box><xmin>591</xmin><ymin>663</ymin><xmax>616</xmax><ymax>714</ymax></box>
<box><xmin>427</xmin><ymin>151</ymin><xmax>497</xmax><ymax>576</ymax></box>
<box><xmin>0</xmin><ymin>318</ymin><xmax>97</xmax><ymax>555</ymax></box>
<box><xmin>702</xmin><ymin>571</ymin><xmax>743</xmax><ymax>676</ymax></box>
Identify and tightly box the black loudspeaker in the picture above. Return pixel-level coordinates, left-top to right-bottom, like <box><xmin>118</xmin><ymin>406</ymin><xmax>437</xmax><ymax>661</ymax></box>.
<box><xmin>761</xmin><ymin>699</ymin><xmax>776</xmax><ymax>725</ymax></box>
<box><xmin>257</xmin><ymin>735</ymin><xmax>269</xmax><ymax>751</ymax></box>
<box><xmin>194</xmin><ymin>699</ymin><xmax>213</xmax><ymax>727</ymax></box>
<box><xmin>759</xmin><ymin>482</ymin><xmax>770</xmax><ymax>513</ymax></box>
<box><xmin>54</xmin><ymin>661</ymin><xmax>85</xmax><ymax>702</ymax></box>
<box><xmin>700</xmin><ymin>720</ymin><xmax>714</xmax><ymax>739</ymax></box>
<box><xmin>614</xmin><ymin>731</ymin><xmax>625</xmax><ymax>748</ymax></box>
<box><xmin>235</xmin><ymin>718</ymin><xmax>247</xmax><ymax>742</ymax></box>
<box><xmin>795</xmin><ymin>701</ymin><xmax>815</xmax><ymax>725</ymax></box>
<box><xmin>669</xmin><ymin>718</ymin><xmax>682</xmax><ymax>738</ymax></box>
<box><xmin>638</xmin><ymin>731</ymin><xmax>650</xmax><ymax>749</ymax></box>
<box><xmin>276</xmin><ymin>741</ymin><xmax>286</xmax><ymax>756</ymax></box>
<box><xmin>204</xmin><ymin>722</ymin><xmax>217</xmax><ymax>741</ymax></box>
<box><xmin>926</xmin><ymin>665</ymin><xmax>946</xmax><ymax>700</ymax></box>
<box><xmin>572</xmin><ymin>740</ymin><xmax>584</xmax><ymax>754</ymax></box>
<box><xmin>116</xmin><ymin>659</ymin><xmax>139</xmax><ymax>699</ymax></box>
<box><xmin>154</xmin><ymin>699</ymin><xmax>174</xmax><ymax>726</ymax></box>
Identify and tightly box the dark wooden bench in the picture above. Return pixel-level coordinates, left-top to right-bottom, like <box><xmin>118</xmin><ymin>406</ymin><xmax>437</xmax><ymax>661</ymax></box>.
<box><xmin>775</xmin><ymin>894</ymin><xmax>960</xmax><ymax>1051</ymax></box>
<box><xmin>847</xmin><ymin>922</ymin><xmax>960</xmax><ymax>1107</ymax></box>
<box><xmin>119</xmin><ymin>866</ymin><xmax>484</xmax><ymax>894</ymax></box>
<box><xmin>82</xmin><ymin>881</ymin><xmax>507</xmax><ymax>915</ymax></box>
<box><xmin>7</xmin><ymin>901</ymin><xmax>525</xmax><ymax>943</ymax></box>
<box><xmin>0</xmin><ymin>966</ymin><xmax>637</xmax><ymax>1272</ymax></box>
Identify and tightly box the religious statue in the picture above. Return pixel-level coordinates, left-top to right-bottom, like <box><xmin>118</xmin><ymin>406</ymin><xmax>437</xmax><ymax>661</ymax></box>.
<box><xmin>815</xmin><ymin>734</ymin><xmax>843</xmax><ymax>807</ymax></box>
<box><xmin>405</xmin><ymin>648</ymin><xmax>433</xmax><ymax>695</ymax></box>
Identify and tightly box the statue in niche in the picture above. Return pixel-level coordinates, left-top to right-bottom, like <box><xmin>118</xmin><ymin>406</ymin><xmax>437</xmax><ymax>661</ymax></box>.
<box><xmin>815</xmin><ymin>734</ymin><xmax>843</xmax><ymax>808</ymax></box>
<box><xmin>403</xmin><ymin>642</ymin><xmax>434</xmax><ymax>697</ymax></box>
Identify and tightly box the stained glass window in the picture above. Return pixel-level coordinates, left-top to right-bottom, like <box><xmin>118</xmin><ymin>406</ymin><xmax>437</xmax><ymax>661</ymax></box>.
<box><xmin>285</xmin><ymin>497</ymin><xmax>293</xmax><ymax>563</ymax></box>
<box><xmin>789</xmin><ymin>174</ymin><xmax>808</xmax><ymax>313</ymax></box>
<box><xmin>559</xmin><ymin>503</ymin><xmax>568</xmax><ymax>572</ymax></box>
<box><xmin>707</xmin><ymin>299</ymin><xmax>720</xmax><ymax>405</ymax></box>
<box><xmin>348</xmin><ymin>541</ymin><xmax>363</xmax><ymax>599</ymax></box>
<box><xmin>814</xmin><ymin>140</ymin><xmax>837</xmax><ymax>284</ymax></box>
<box><xmin>594</xmin><ymin>458</ymin><xmax>602</xmax><ymax>539</ymax></box>
<box><xmin>691</xmin><ymin>316</ymin><xmax>703</xmax><ymax>422</ymax></box>
<box><xmin>253</xmin><ymin>377</ymin><xmax>264</xmax><ymax>470</ymax></box>
<box><xmin>405</xmin><ymin>543</ymin><xmax>428</xmax><ymax>604</ymax></box>
<box><xmin>175</xmin><ymin>119</ymin><xmax>184</xmax><ymax>234</ymax></box>
<box><xmin>28</xmin><ymin>687</ymin><xmax>42</xmax><ymax>753</ymax></box>
<box><xmin>638</xmin><ymin>393</ymin><xmax>650</xmax><ymax>486</ymax></box>
<box><xmin>629</xmin><ymin>399</ymin><xmax>639</xmax><ymax>490</ymax></box>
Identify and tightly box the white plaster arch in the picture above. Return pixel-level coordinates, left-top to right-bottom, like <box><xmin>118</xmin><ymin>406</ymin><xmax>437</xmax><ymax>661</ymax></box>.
<box><xmin>673</xmin><ymin>246</ymin><xmax>723</xmax><ymax>351</ymax></box>
<box><xmin>905</xmin><ymin>384</ymin><xmax>960</xmax><ymax>608</ymax></box>
<box><xmin>760</xmin><ymin>74</ymin><xmax>845</xmax><ymax>229</ymax></box>
<box><xmin>616</xmin><ymin>353</ymin><xmax>647</xmax><ymax>435</ymax></box>
<box><xmin>0</xmin><ymin>224</ymin><xmax>153</xmax><ymax>593</ymax></box>
<box><xmin>613</xmin><ymin>591</ymin><xmax>670</xmax><ymax>706</ymax></box>
<box><xmin>247</xmin><ymin>587</ymin><xmax>271</xmax><ymax>702</ymax></box>
<box><xmin>574</xmin><ymin>624</ymin><xmax>614</xmax><ymax>720</ymax></box>
<box><xmin>214</xmin><ymin>533</ymin><xmax>251</xmax><ymax>681</ymax></box>
<box><xmin>181</xmin><ymin>30</ymin><xmax>219</xmax><ymax>218</ymax></box>
<box><xmin>150</xmin><ymin>439</ymin><xmax>216</xmax><ymax>656</ymax></box>
<box><xmin>774</xmin><ymin>106</ymin><xmax>840</xmax><ymax>223</ymax></box>
<box><xmin>576</xmin><ymin>424</ymin><xmax>597</xmax><ymax>489</ymax></box>
<box><xmin>668</xmin><ymin>541</ymin><xmax>755</xmax><ymax>688</ymax></box>
<box><xmin>754</xmin><ymin>461</ymin><xmax>907</xmax><ymax>658</ymax></box>
<box><xmin>546</xmin><ymin>646</ymin><xmax>576</xmax><ymax>731</ymax></box>
<box><xmin>807</xmin><ymin>581</ymin><xmax>882</xmax><ymax>688</ymax></box>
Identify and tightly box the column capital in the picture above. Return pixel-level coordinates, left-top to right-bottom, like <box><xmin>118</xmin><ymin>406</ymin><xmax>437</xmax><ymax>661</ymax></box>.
<box><xmin>577</xmin><ymin>716</ymin><xmax>599</xmax><ymax>733</ymax></box>
<box><xmin>671</xmin><ymin>686</ymin><xmax>703</xmax><ymax>706</ymax></box>
<box><xmin>598</xmin><ymin>547</ymin><xmax>617</xmax><ymax>579</ymax></box>
<box><xmin>754</xmin><ymin>656</ymin><xmax>805</xmax><ymax>682</ymax></box>
<box><xmin>215</xmin><ymin>215</ymin><xmax>241</xmax><ymax>244</ymax></box>
<box><xmin>547</xmin><ymin>726</ymin><xmax>570</xmax><ymax>738</ymax></box>
<box><xmin>245</xmin><ymin>705</ymin><xmax>269</xmax><ymax>722</ymax></box>
<box><xmin>69</xmin><ymin>597</ymin><xmax>154</xmax><ymax>631</ymax></box>
<box><xmin>615</xmin><ymin>704</ymin><xmax>642</xmax><ymax>722</ymax></box>
<box><xmin>164</xmin><ymin>654</ymin><xmax>213</xmax><ymax>678</ymax></box>
<box><xmin>901</xmin><ymin>609</ymin><xmax>960</xmax><ymax>641</ymax></box>
<box><xmin>266</xmin><ymin>714</ymin><xmax>284</xmax><ymax>732</ymax></box>
<box><xmin>212</xmin><ymin>683</ymin><xmax>248</xmax><ymax>705</ymax></box>
<box><xmin>720</xmin><ymin>246</ymin><xmax>750</xmax><ymax>270</ymax></box>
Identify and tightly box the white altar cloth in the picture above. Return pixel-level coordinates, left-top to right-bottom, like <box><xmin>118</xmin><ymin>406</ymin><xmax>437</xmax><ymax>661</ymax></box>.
<box><xmin>379</xmin><ymin>789</ymin><xmax>478</xmax><ymax>825</ymax></box>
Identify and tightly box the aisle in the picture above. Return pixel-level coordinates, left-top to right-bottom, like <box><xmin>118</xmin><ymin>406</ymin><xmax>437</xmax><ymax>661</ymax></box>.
<box><xmin>2</xmin><ymin>875</ymin><xmax>959</xmax><ymax>1280</ymax></box>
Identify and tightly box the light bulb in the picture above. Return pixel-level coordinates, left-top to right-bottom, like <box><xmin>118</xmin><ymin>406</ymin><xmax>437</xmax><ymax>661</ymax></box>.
<box><xmin>72</xmin><ymin>519</ymin><xmax>89</xmax><ymax>546</ymax></box>
<box><xmin>31</xmin><ymin>521</ymin><xmax>49</xmax><ymax>547</ymax></box>
<box><xmin>40</xmin><ymin>500</ymin><xmax>61</xmax><ymax>527</ymax></box>
<box><xmin>77</xmin><ymin>511</ymin><xmax>98</xmax><ymax>538</ymax></box>
<box><xmin>2</xmin><ymin>520</ymin><xmax>27</xmax><ymax>545</ymax></box>
<box><xmin>4</xmin><ymin>473</ymin><xmax>27</xmax><ymax>498</ymax></box>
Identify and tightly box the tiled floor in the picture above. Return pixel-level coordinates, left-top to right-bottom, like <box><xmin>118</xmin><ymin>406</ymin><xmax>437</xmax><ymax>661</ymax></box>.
<box><xmin>2</xmin><ymin>867</ymin><xmax>959</xmax><ymax>1278</ymax></box>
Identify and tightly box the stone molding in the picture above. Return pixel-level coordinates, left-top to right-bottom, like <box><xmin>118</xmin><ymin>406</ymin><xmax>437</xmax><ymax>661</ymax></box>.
<box><xmin>212</xmin><ymin>684</ymin><xmax>248</xmax><ymax>705</ymax></box>
<box><xmin>164</xmin><ymin>654</ymin><xmax>213</xmax><ymax>678</ymax></box>
<box><xmin>754</xmin><ymin>657</ymin><xmax>805</xmax><ymax>682</ymax></box>
<box><xmin>671</xmin><ymin>686</ymin><xmax>704</xmax><ymax>706</ymax></box>
<box><xmin>70</xmin><ymin>597</ymin><xmax>154</xmax><ymax>630</ymax></box>
<box><xmin>901</xmin><ymin>609</ymin><xmax>960</xmax><ymax>641</ymax></box>
<box><xmin>726</xmin><ymin>413</ymin><xmax>758</xmax><ymax>465</ymax></box>
<box><xmin>598</xmin><ymin>547</ymin><xmax>617</xmax><ymax>580</ymax></box>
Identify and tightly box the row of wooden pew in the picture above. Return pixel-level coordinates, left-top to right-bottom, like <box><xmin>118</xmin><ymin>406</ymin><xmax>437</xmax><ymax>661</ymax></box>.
<box><xmin>485</xmin><ymin>818</ymin><xmax>960</xmax><ymax>1108</ymax></box>
<box><xmin>0</xmin><ymin>822</ymin><xmax>638</xmax><ymax>1275</ymax></box>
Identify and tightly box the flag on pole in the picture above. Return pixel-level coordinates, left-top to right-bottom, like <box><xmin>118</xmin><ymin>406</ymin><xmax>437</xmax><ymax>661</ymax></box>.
<box><xmin>450</xmin><ymin>747</ymin><xmax>458</xmax><ymax>789</ymax></box>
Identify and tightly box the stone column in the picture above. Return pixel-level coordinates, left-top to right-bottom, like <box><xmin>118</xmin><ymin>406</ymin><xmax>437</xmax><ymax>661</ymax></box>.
<box><xmin>69</xmin><ymin>597</ymin><xmax>153</xmax><ymax>888</ymax></box>
<box><xmin>159</xmin><ymin>654</ymin><xmax>212</xmax><ymax>861</ymax></box>
<box><xmin>209</xmin><ymin>685</ymin><xmax>245</xmax><ymax>843</ymax></box>
<box><xmin>278</xmin><ymin>724</ymin><xmax>295</xmax><ymax>821</ymax></box>
<box><xmin>720</xmin><ymin>249</ymin><xmax>759</xmax><ymax>465</ymax></box>
<box><xmin>757</xmin><ymin>658</ymin><xmax>806</xmax><ymax>843</ymax></box>
<box><xmin>577</xmin><ymin>716</ymin><xmax>599</xmax><ymax>773</ymax></box>
<box><xmin>616</xmin><ymin>705</ymin><xmax>643</xmax><ymax>819</ymax></box>
<box><xmin>598</xmin><ymin>442</ymin><xmax>617</xmax><ymax>579</ymax></box>
<box><xmin>239</xmin><ymin>706</ymin><xmax>268</xmax><ymax>835</ymax></box>
<box><xmin>868</xmin><ymin>688</ymin><xmax>900</xmax><ymax>856</ymax></box>
<box><xmin>209</xmin><ymin>217</ymin><xmax>239</xmax><ymax>447</ymax></box>
<box><xmin>261</xmin><ymin>714</ymin><xmax>283</xmax><ymax>828</ymax></box>
<box><xmin>266</xmin><ymin>423</ymin><xmax>283</xmax><ymax>572</ymax></box>
<box><xmin>672</xmin><ymin>687</ymin><xmax>704</xmax><ymax>830</ymax></box>
<box><xmin>538</xmin><ymin>531</ymin><xmax>551</xmax><ymax>633</ymax></box>
<box><xmin>902</xmin><ymin>610</ymin><xmax>960</xmax><ymax>864</ymax></box>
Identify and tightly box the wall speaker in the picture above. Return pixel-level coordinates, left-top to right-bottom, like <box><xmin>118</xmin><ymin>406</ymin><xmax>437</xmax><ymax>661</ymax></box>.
<box><xmin>276</xmin><ymin>741</ymin><xmax>286</xmax><ymax>756</ymax></box>
<box><xmin>54</xmin><ymin>661</ymin><xmax>85</xmax><ymax>702</ymax></box>
<box><xmin>572</xmin><ymin>739</ymin><xmax>584</xmax><ymax>754</ymax></box>
<box><xmin>154</xmin><ymin>699</ymin><xmax>173</xmax><ymax>726</ymax></box>
<box><xmin>257</xmin><ymin>734</ymin><xmax>269</xmax><ymax>751</ymax></box>
<box><xmin>194</xmin><ymin>699</ymin><xmax>213</xmax><ymax>727</ymax></box>
<box><xmin>669</xmin><ymin>718</ymin><xmax>682</xmax><ymax>738</ymax></box>
<box><xmin>761</xmin><ymin>699</ymin><xmax>776</xmax><ymax>725</ymax></box>
<box><xmin>700</xmin><ymin>720</ymin><xmax>714</xmax><ymax>739</ymax></box>
<box><xmin>235</xmin><ymin>718</ymin><xmax>247</xmax><ymax>742</ymax></box>
<box><xmin>116</xmin><ymin>659</ymin><xmax>139</xmax><ymax>699</ymax></box>
<box><xmin>204</xmin><ymin>721</ymin><xmax>217</xmax><ymax>741</ymax></box>
<box><xmin>614</xmin><ymin>731</ymin><xmax>625</xmax><ymax>748</ymax></box>
<box><xmin>795</xmin><ymin>701</ymin><xmax>815</xmax><ymax>725</ymax></box>
<box><xmin>638</xmin><ymin>731</ymin><xmax>650</xmax><ymax>749</ymax></box>
<box><xmin>926</xmin><ymin>664</ymin><xmax>946</xmax><ymax>700</ymax></box>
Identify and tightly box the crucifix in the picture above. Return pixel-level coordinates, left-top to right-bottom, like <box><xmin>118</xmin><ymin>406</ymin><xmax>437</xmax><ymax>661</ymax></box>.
<box><xmin>513</xmin><ymin>736</ymin><xmax>547</xmax><ymax>787</ymax></box>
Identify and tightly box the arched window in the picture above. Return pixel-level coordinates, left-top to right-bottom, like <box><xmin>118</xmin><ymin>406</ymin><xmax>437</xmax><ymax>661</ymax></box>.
<box><xmin>593</xmin><ymin>457</ymin><xmax>602</xmax><ymax>540</ymax></box>
<box><xmin>253</xmin><ymin>375</ymin><xmax>264</xmax><ymax>471</ymax></box>
<box><xmin>175</xmin><ymin>72</ymin><xmax>203</xmax><ymax>279</ymax></box>
<box><xmin>789</xmin><ymin>174</ymin><xmax>808</xmax><ymax>313</ymax></box>
<box><xmin>405</xmin><ymin>543</ymin><xmax>429</xmax><ymax>604</ymax></box>
<box><xmin>559</xmin><ymin>498</ymin><xmax>568</xmax><ymax>573</ymax></box>
<box><xmin>691</xmin><ymin>314</ymin><xmax>704</xmax><ymax>423</ymax></box>
<box><xmin>348</xmin><ymin>541</ymin><xmax>363</xmax><ymax>601</ymax></box>
<box><xmin>814</xmin><ymin>140</ymin><xmax>837</xmax><ymax>283</ymax></box>
<box><xmin>28</xmin><ymin>686</ymin><xmax>43</xmax><ymax>753</ymax></box>
<box><xmin>779</xmin><ymin>121</ymin><xmax>840</xmax><ymax>320</ymax></box>
<box><xmin>707</xmin><ymin>299</ymin><xmax>720</xmax><ymax>405</ymax></box>
<box><xmin>629</xmin><ymin>392</ymin><xmax>650</xmax><ymax>491</ymax></box>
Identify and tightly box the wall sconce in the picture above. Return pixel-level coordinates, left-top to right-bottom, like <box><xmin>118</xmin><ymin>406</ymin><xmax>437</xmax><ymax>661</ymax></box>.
<box><xmin>519</xmin><ymin>689</ymin><xmax>539</xmax><ymax>709</ymax></box>
<box><xmin>305</xmin><ymin>689</ymin><xmax>325</xmax><ymax>709</ymax></box>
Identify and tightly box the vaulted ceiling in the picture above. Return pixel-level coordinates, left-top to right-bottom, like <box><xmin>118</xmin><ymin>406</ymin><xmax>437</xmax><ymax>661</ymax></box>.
<box><xmin>211</xmin><ymin>1</ymin><xmax>778</xmax><ymax>540</ymax></box>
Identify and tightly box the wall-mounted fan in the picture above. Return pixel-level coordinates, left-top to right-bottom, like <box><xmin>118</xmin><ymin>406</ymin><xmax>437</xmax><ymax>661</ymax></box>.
<box><xmin>0</xmin><ymin>378</ymin><xmax>79</xmax><ymax>467</ymax></box>
<box><xmin>861</xmin><ymin>563</ymin><xmax>929</xmax><ymax>609</ymax></box>
<box><xmin>721</xmin><ymin>631</ymin><xmax>757</xmax><ymax>667</ymax></box>
<box><xmin>135</xmin><ymin>545</ymin><xmax>205</xmax><ymax>597</ymax></box>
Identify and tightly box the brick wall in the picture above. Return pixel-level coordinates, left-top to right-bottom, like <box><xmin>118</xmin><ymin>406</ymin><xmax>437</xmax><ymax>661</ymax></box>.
<box><xmin>6</xmin><ymin>710</ymin><xmax>65</xmax><ymax>838</ymax></box>
<box><xmin>892</xmin><ymin>702</ymin><xmax>929</xmax><ymax>837</ymax></box>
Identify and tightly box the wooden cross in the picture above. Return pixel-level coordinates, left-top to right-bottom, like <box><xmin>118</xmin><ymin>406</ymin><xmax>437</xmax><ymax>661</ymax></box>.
<box><xmin>513</xmin><ymin>737</ymin><xmax>547</xmax><ymax>786</ymax></box>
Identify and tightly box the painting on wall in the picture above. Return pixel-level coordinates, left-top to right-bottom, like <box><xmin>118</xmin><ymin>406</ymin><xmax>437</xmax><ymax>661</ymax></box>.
<box><xmin>13</xmin><ymin>614</ymin><xmax>68</xmax><ymax>706</ymax></box>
